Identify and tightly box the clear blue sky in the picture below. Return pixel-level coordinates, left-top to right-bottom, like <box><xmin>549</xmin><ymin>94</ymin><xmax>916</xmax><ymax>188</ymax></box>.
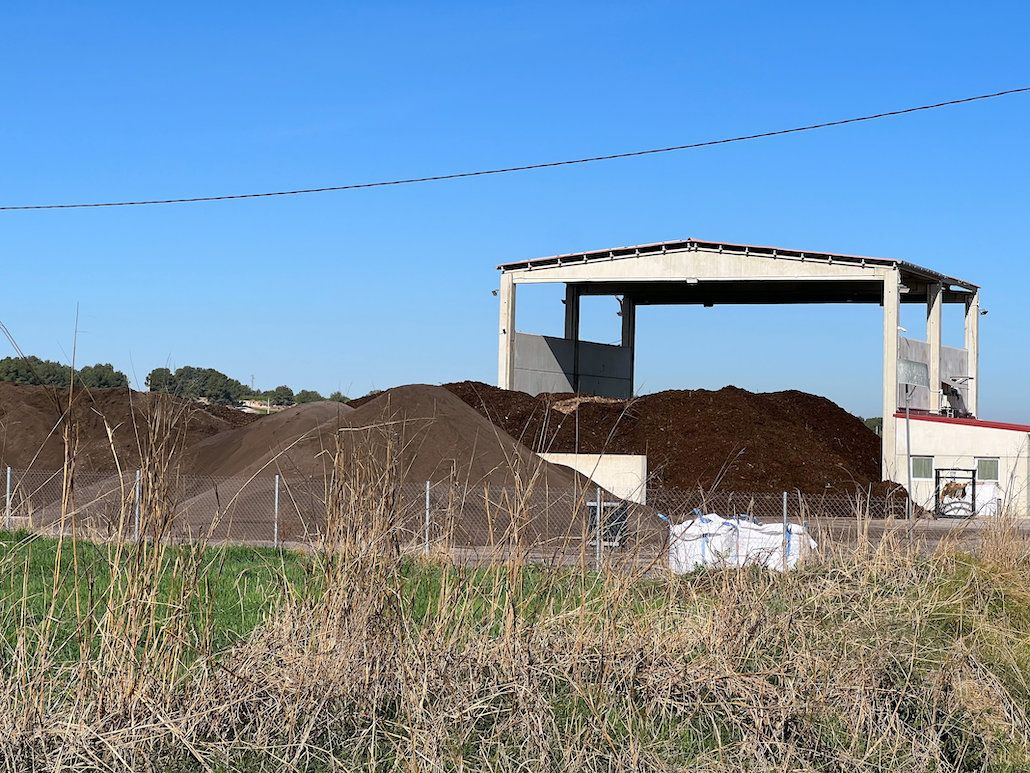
<box><xmin>1</xmin><ymin>3</ymin><xmax>1027</xmax><ymax>419</ymax></box>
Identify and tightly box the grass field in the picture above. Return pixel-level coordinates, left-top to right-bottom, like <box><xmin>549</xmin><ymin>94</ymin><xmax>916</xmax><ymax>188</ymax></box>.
<box><xmin>0</xmin><ymin>531</ymin><xmax>310</xmax><ymax>657</ymax></box>
<box><xmin>3</xmin><ymin>520</ymin><xmax>1030</xmax><ymax>771</ymax></box>
<box><xmin>0</xmin><ymin>530</ymin><xmax>654</xmax><ymax>656</ymax></box>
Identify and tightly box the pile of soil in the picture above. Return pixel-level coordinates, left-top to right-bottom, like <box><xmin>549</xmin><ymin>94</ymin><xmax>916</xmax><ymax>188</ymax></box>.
<box><xmin>175</xmin><ymin>386</ymin><xmax>586</xmax><ymax>541</ymax></box>
<box><xmin>0</xmin><ymin>378</ymin><xmax>887</xmax><ymax>494</ymax></box>
<box><xmin>189</xmin><ymin>385</ymin><xmax>580</xmax><ymax>489</ymax></box>
<box><xmin>4</xmin><ymin>383</ymin><xmax>592</xmax><ymax>542</ymax></box>
<box><xmin>186</xmin><ymin>401</ymin><xmax>355</xmax><ymax>478</ymax></box>
<box><xmin>198</xmin><ymin>402</ymin><xmax>260</xmax><ymax>429</ymax></box>
<box><xmin>445</xmin><ymin>381</ymin><xmax>885</xmax><ymax>495</ymax></box>
<box><xmin>333</xmin><ymin>385</ymin><xmax>581</xmax><ymax>488</ymax></box>
<box><xmin>0</xmin><ymin>384</ymin><xmax>236</xmax><ymax>473</ymax></box>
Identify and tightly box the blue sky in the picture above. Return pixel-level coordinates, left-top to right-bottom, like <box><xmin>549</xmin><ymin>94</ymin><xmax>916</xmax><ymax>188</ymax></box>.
<box><xmin>1</xmin><ymin>3</ymin><xmax>1027</xmax><ymax>419</ymax></box>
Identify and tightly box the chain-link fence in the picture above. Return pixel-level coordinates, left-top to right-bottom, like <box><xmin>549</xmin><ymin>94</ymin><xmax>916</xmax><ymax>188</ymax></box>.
<box><xmin>0</xmin><ymin>467</ymin><xmax>907</xmax><ymax>566</ymax></box>
<box><xmin>646</xmin><ymin>486</ymin><xmax>908</xmax><ymax>523</ymax></box>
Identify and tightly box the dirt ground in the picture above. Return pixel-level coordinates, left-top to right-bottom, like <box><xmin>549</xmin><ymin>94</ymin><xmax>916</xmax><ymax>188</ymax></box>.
<box><xmin>444</xmin><ymin>381</ymin><xmax>888</xmax><ymax>495</ymax></box>
<box><xmin>0</xmin><ymin>383</ymin><xmax>236</xmax><ymax>472</ymax></box>
<box><xmin>1</xmin><ymin>380</ymin><xmax>901</xmax><ymax>542</ymax></box>
<box><xmin>0</xmin><ymin>381</ymin><xmax>888</xmax><ymax>496</ymax></box>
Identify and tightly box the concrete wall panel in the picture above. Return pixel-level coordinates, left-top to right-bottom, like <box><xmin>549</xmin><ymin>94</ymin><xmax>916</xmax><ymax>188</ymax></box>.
<box><xmin>512</xmin><ymin>332</ymin><xmax>632</xmax><ymax>398</ymax></box>
<box><xmin>539</xmin><ymin>453</ymin><xmax>648</xmax><ymax>504</ymax></box>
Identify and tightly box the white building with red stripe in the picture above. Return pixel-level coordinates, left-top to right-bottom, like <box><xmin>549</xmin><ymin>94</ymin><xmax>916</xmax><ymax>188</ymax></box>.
<box><xmin>895</xmin><ymin>414</ymin><xmax>1029</xmax><ymax>516</ymax></box>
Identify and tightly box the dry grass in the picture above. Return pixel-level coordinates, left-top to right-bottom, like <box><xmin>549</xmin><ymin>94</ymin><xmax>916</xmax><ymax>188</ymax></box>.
<box><xmin>1</xmin><ymin>402</ymin><xmax>1029</xmax><ymax>771</ymax></box>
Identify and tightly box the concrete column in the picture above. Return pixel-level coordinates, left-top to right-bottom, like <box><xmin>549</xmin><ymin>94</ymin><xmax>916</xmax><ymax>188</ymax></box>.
<box><xmin>926</xmin><ymin>283</ymin><xmax>943</xmax><ymax>413</ymax></box>
<box><xmin>964</xmin><ymin>289</ymin><xmax>980</xmax><ymax>417</ymax></box>
<box><xmin>565</xmin><ymin>284</ymin><xmax>581</xmax><ymax>392</ymax></box>
<box><xmin>882</xmin><ymin>269</ymin><xmax>900</xmax><ymax>482</ymax></box>
<box><xmin>621</xmin><ymin>296</ymin><xmax>636</xmax><ymax>396</ymax></box>
<box><xmin>564</xmin><ymin>284</ymin><xmax>580</xmax><ymax>339</ymax></box>
<box><xmin>497</xmin><ymin>273</ymin><xmax>516</xmax><ymax>389</ymax></box>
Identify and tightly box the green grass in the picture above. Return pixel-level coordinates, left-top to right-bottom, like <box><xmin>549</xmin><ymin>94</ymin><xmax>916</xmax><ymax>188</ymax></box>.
<box><xmin>0</xmin><ymin>530</ymin><xmax>310</xmax><ymax>656</ymax></box>
<box><xmin>5</xmin><ymin>530</ymin><xmax>1030</xmax><ymax>770</ymax></box>
<box><xmin>0</xmin><ymin>532</ymin><xmax>631</xmax><ymax>657</ymax></box>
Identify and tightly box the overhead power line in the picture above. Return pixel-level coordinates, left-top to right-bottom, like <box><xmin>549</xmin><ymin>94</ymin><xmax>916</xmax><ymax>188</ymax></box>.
<box><xmin>2</xmin><ymin>86</ymin><xmax>1028</xmax><ymax>212</ymax></box>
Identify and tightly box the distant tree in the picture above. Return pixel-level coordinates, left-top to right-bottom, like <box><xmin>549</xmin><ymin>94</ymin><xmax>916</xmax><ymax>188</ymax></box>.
<box><xmin>200</xmin><ymin>369</ymin><xmax>248</xmax><ymax>405</ymax></box>
<box><xmin>270</xmin><ymin>385</ymin><xmax>295</xmax><ymax>406</ymax></box>
<box><xmin>0</xmin><ymin>356</ymin><xmax>127</xmax><ymax>389</ymax></box>
<box><xmin>146</xmin><ymin>367</ymin><xmax>174</xmax><ymax>393</ymax></box>
<box><xmin>78</xmin><ymin>363</ymin><xmax>129</xmax><ymax>389</ymax></box>
<box><xmin>328</xmin><ymin>390</ymin><xmax>348</xmax><ymax>403</ymax></box>
<box><xmin>0</xmin><ymin>356</ymin><xmax>71</xmax><ymax>386</ymax></box>
<box><xmin>0</xmin><ymin>356</ymin><xmax>59</xmax><ymax>386</ymax></box>
<box><xmin>170</xmin><ymin>365</ymin><xmax>203</xmax><ymax>399</ymax></box>
<box><xmin>145</xmin><ymin>365</ymin><xmax>248</xmax><ymax>405</ymax></box>
<box><xmin>294</xmin><ymin>389</ymin><xmax>324</xmax><ymax>404</ymax></box>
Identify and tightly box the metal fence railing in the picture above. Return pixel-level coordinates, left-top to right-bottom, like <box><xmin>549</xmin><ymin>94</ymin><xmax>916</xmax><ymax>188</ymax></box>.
<box><xmin>0</xmin><ymin>467</ymin><xmax>908</xmax><ymax>565</ymax></box>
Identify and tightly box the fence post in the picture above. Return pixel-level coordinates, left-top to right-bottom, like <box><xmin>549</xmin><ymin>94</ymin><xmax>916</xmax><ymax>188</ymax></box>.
<box><xmin>424</xmin><ymin>481</ymin><xmax>431</xmax><ymax>555</ymax></box>
<box><xmin>273</xmin><ymin>474</ymin><xmax>280</xmax><ymax>548</ymax></box>
<box><xmin>133</xmin><ymin>469</ymin><xmax>141</xmax><ymax>540</ymax></box>
<box><xmin>4</xmin><ymin>466</ymin><xmax>11</xmax><ymax>531</ymax></box>
<box><xmin>781</xmin><ymin>491</ymin><xmax>788</xmax><ymax>571</ymax></box>
<box><xmin>595</xmin><ymin>484</ymin><xmax>603</xmax><ymax>570</ymax></box>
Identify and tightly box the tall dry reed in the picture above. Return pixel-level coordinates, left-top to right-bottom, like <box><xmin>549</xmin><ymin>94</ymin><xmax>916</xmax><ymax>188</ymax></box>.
<box><xmin>0</xmin><ymin>400</ymin><xmax>1029</xmax><ymax>771</ymax></box>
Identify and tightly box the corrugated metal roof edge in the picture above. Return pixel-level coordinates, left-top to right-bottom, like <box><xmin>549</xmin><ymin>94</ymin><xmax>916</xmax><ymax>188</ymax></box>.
<box><xmin>497</xmin><ymin>237</ymin><xmax>978</xmax><ymax>290</ymax></box>
<box><xmin>893</xmin><ymin>412</ymin><xmax>1030</xmax><ymax>433</ymax></box>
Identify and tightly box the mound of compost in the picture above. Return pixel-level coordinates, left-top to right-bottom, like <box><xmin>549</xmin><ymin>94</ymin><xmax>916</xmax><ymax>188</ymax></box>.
<box><xmin>0</xmin><ymin>384</ymin><xmax>236</xmax><ymax>473</ymax></box>
<box><xmin>172</xmin><ymin>386</ymin><xmax>589</xmax><ymax>542</ymax></box>
<box><xmin>445</xmin><ymin>381</ymin><xmax>885</xmax><ymax>494</ymax></box>
<box><xmin>190</xmin><ymin>385</ymin><xmax>579</xmax><ymax>489</ymax></box>
<box><xmin>185</xmin><ymin>400</ymin><xmax>355</xmax><ymax>478</ymax></box>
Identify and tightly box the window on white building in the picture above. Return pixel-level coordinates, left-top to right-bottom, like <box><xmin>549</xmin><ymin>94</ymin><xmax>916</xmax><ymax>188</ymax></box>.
<box><xmin>976</xmin><ymin>457</ymin><xmax>1000</xmax><ymax>482</ymax></box>
<box><xmin>911</xmin><ymin>456</ymin><xmax>934</xmax><ymax>480</ymax></box>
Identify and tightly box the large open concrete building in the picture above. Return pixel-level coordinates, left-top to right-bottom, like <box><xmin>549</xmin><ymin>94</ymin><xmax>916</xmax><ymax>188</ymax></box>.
<box><xmin>496</xmin><ymin>238</ymin><xmax>1027</xmax><ymax>514</ymax></box>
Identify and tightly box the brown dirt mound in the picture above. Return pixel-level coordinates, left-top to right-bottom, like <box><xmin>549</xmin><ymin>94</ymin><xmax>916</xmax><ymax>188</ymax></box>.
<box><xmin>444</xmin><ymin>381</ymin><xmax>885</xmax><ymax>495</ymax></box>
<box><xmin>185</xmin><ymin>401</ymin><xmax>355</xmax><ymax>478</ymax></box>
<box><xmin>198</xmin><ymin>402</ymin><xmax>260</xmax><ymax>429</ymax></box>
<box><xmin>0</xmin><ymin>384</ymin><xmax>235</xmax><ymax>473</ymax></box>
<box><xmin>190</xmin><ymin>386</ymin><xmax>580</xmax><ymax>490</ymax></box>
<box><xmin>332</xmin><ymin>385</ymin><xmax>581</xmax><ymax>488</ymax></box>
<box><xmin>171</xmin><ymin>386</ymin><xmax>588</xmax><ymax>542</ymax></box>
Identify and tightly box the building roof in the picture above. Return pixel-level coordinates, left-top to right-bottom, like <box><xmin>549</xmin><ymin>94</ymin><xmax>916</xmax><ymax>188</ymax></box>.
<box><xmin>498</xmin><ymin>237</ymin><xmax>978</xmax><ymax>291</ymax></box>
<box><xmin>893</xmin><ymin>412</ymin><xmax>1030</xmax><ymax>433</ymax></box>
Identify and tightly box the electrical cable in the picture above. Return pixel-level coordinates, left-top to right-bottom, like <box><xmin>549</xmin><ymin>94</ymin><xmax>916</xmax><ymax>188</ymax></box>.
<box><xmin>2</xmin><ymin>86</ymin><xmax>1027</xmax><ymax>211</ymax></box>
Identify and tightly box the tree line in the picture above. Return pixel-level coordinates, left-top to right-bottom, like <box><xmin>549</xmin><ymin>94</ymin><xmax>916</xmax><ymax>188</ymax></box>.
<box><xmin>145</xmin><ymin>366</ymin><xmax>346</xmax><ymax>406</ymax></box>
<box><xmin>0</xmin><ymin>356</ymin><xmax>345</xmax><ymax>407</ymax></box>
<box><xmin>0</xmin><ymin>356</ymin><xmax>128</xmax><ymax>389</ymax></box>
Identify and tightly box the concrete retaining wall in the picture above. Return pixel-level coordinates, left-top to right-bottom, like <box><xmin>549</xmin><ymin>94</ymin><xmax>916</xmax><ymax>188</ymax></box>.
<box><xmin>512</xmin><ymin>332</ymin><xmax>632</xmax><ymax>398</ymax></box>
<box><xmin>539</xmin><ymin>453</ymin><xmax>647</xmax><ymax>504</ymax></box>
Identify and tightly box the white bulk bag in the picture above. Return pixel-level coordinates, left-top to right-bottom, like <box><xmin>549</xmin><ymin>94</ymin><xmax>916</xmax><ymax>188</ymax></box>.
<box><xmin>668</xmin><ymin>513</ymin><xmax>816</xmax><ymax>574</ymax></box>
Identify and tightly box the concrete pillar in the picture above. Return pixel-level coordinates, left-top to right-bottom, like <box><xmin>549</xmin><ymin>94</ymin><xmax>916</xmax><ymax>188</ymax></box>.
<box><xmin>621</xmin><ymin>296</ymin><xmax>636</xmax><ymax>395</ymax></box>
<box><xmin>926</xmin><ymin>283</ymin><xmax>943</xmax><ymax>413</ymax></box>
<box><xmin>565</xmin><ymin>284</ymin><xmax>581</xmax><ymax>392</ymax></box>
<box><xmin>964</xmin><ymin>289</ymin><xmax>980</xmax><ymax>417</ymax></box>
<box><xmin>882</xmin><ymin>269</ymin><xmax>900</xmax><ymax>481</ymax></box>
<box><xmin>497</xmin><ymin>273</ymin><xmax>516</xmax><ymax>389</ymax></box>
<box><xmin>564</xmin><ymin>284</ymin><xmax>580</xmax><ymax>339</ymax></box>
